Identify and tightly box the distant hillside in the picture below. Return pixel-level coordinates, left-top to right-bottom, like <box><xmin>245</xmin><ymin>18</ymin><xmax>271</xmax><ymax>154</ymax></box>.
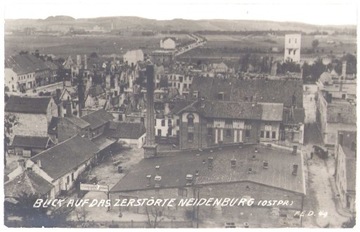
<box><xmin>4</xmin><ymin>16</ymin><xmax>357</xmax><ymax>33</ymax></box>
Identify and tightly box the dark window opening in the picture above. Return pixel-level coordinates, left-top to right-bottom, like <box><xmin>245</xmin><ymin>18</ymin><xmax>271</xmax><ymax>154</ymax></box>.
<box><xmin>188</xmin><ymin>132</ymin><xmax>194</xmax><ymax>142</ymax></box>
<box><xmin>187</xmin><ymin>114</ymin><xmax>194</xmax><ymax>127</ymax></box>
<box><xmin>226</xmin><ymin>129</ymin><xmax>231</xmax><ymax>137</ymax></box>
<box><xmin>207</xmin><ymin>128</ymin><xmax>213</xmax><ymax>136</ymax></box>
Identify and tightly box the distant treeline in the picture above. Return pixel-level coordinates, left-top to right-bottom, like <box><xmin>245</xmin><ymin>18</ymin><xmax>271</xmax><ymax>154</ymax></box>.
<box><xmin>162</xmin><ymin>30</ymin><xmax>356</xmax><ymax>36</ymax></box>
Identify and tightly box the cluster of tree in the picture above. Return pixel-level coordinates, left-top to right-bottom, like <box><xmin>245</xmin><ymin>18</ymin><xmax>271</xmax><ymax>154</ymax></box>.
<box><xmin>239</xmin><ymin>54</ymin><xmax>274</xmax><ymax>73</ymax></box>
<box><xmin>277</xmin><ymin>61</ymin><xmax>301</xmax><ymax>74</ymax></box>
<box><xmin>5</xmin><ymin>193</ymin><xmax>66</xmax><ymax>227</ymax></box>
<box><xmin>302</xmin><ymin>53</ymin><xmax>357</xmax><ymax>83</ymax></box>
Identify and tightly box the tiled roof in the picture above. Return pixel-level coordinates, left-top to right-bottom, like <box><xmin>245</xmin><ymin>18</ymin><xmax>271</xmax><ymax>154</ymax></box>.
<box><xmin>5</xmin><ymin>170</ymin><xmax>54</xmax><ymax>197</ymax></box>
<box><xmin>197</xmin><ymin>101</ymin><xmax>263</xmax><ymax>120</ymax></box>
<box><xmin>327</xmin><ymin>104</ymin><xmax>356</xmax><ymax>124</ymax></box>
<box><xmin>63</xmin><ymin>116</ymin><xmax>90</xmax><ymax>129</ymax></box>
<box><xmin>5</xmin><ymin>54</ymin><xmax>49</xmax><ymax>75</ymax></box>
<box><xmin>30</xmin><ymin>135</ymin><xmax>99</xmax><ymax>180</ymax></box>
<box><xmin>91</xmin><ymin>135</ymin><xmax>117</xmax><ymax>151</ymax></box>
<box><xmin>81</xmin><ymin>109</ymin><xmax>114</xmax><ymax>129</ymax></box>
<box><xmin>105</xmin><ymin>122</ymin><xmax>146</xmax><ymax>139</ymax></box>
<box><xmin>12</xmin><ymin>135</ymin><xmax>49</xmax><ymax>149</ymax></box>
<box><xmin>260</xmin><ymin>103</ymin><xmax>284</xmax><ymax>121</ymax></box>
<box><xmin>110</xmin><ymin>145</ymin><xmax>305</xmax><ymax>195</ymax></box>
<box><xmin>191</xmin><ymin>77</ymin><xmax>303</xmax><ymax>108</ymax></box>
<box><xmin>5</xmin><ymin>96</ymin><xmax>52</xmax><ymax>114</ymax></box>
<box><xmin>177</xmin><ymin>100</ymin><xmax>284</xmax><ymax>122</ymax></box>
<box><xmin>169</xmin><ymin>100</ymin><xmax>195</xmax><ymax>114</ymax></box>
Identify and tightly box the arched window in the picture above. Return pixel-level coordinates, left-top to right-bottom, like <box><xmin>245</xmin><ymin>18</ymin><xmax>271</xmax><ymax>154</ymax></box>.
<box><xmin>187</xmin><ymin>113</ymin><xmax>194</xmax><ymax>127</ymax></box>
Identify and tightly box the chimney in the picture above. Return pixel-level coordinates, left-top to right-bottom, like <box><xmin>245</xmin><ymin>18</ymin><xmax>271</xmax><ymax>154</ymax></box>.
<box><xmin>231</xmin><ymin>158</ymin><xmax>236</xmax><ymax>168</ymax></box>
<box><xmin>292</xmin><ymin>164</ymin><xmax>298</xmax><ymax>176</ymax></box>
<box><xmin>342</xmin><ymin>61</ymin><xmax>347</xmax><ymax>78</ymax></box>
<box><xmin>84</xmin><ymin>54</ymin><xmax>88</xmax><ymax>69</ymax></box>
<box><xmin>76</xmin><ymin>55</ymin><xmax>81</xmax><ymax>67</ymax></box>
<box><xmin>186</xmin><ymin>174</ymin><xmax>193</xmax><ymax>186</ymax></box>
<box><xmin>254</xmin><ymin>147</ymin><xmax>258</xmax><ymax>153</ymax></box>
<box><xmin>195</xmin><ymin>170</ymin><xmax>200</xmax><ymax>176</ymax></box>
<box><xmin>154</xmin><ymin>175</ymin><xmax>161</xmax><ymax>188</ymax></box>
<box><xmin>143</xmin><ymin>64</ymin><xmax>158</xmax><ymax>158</ymax></box>
<box><xmin>208</xmin><ymin>157</ymin><xmax>214</xmax><ymax>169</ymax></box>
<box><xmin>292</xmin><ymin>145</ymin><xmax>298</xmax><ymax>155</ymax></box>
<box><xmin>146</xmin><ymin>174</ymin><xmax>151</xmax><ymax>187</ymax></box>
<box><xmin>37</xmin><ymin>160</ymin><xmax>42</xmax><ymax>168</ymax></box>
<box><xmin>263</xmin><ymin>161</ymin><xmax>269</xmax><ymax>169</ymax></box>
<box><xmin>77</xmin><ymin>75</ymin><xmax>85</xmax><ymax>117</ymax></box>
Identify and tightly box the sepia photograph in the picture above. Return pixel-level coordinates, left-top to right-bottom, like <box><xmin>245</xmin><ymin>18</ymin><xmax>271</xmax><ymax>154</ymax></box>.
<box><xmin>1</xmin><ymin>0</ymin><xmax>358</xmax><ymax>229</ymax></box>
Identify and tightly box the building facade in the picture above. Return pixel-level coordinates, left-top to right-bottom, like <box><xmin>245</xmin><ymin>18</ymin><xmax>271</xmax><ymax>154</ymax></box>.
<box><xmin>284</xmin><ymin>34</ymin><xmax>301</xmax><ymax>63</ymax></box>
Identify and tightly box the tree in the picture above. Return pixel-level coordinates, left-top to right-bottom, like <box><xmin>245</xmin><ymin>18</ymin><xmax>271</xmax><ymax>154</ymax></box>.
<box><xmin>10</xmin><ymin>192</ymin><xmax>54</xmax><ymax>227</ymax></box>
<box><xmin>90</xmin><ymin>52</ymin><xmax>99</xmax><ymax>58</ymax></box>
<box><xmin>312</xmin><ymin>39</ymin><xmax>319</xmax><ymax>50</ymax></box>
<box><xmin>145</xmin><ymin>205</ymin><xmax>164</xmax><ymax>228</ymax></box>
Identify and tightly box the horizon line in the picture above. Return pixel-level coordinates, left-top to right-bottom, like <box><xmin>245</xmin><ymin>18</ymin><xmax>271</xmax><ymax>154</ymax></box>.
<box><xmin>4</xmin><ymin>15</ymin><xmax>357</xmax><ymax>27</ymax></box>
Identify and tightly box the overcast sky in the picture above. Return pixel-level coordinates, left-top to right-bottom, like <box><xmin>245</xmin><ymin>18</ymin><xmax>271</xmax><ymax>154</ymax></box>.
<box><xmin>2</xmin><ymin>0</ymin><xmax>359</xmax><ymax>25</ymax></box>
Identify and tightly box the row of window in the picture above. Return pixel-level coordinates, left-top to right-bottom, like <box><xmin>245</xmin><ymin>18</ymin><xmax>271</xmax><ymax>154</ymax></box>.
<box><xmin>156</xmin><ymin>119</ymin><xmax>180</xmax><ymax>127</ymax></box>
<box><xmin>188</xmin><ymin>129</ymin><xmax>252</xmax><ymax>142</ymax></box>
<box><xmin>260</xmin><ymin>131</ymin><xmax>277</xmax><ymax>139</ymax></box>
<box><xmin>18</xmin><ymin>74</ymin><xmax>34</xmax><ymax>80</ymax></box>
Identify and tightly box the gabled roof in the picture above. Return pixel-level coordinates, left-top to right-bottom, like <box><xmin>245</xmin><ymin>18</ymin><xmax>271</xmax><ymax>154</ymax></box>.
<box><xmin>63</xmin><ymin>116</ymin><xmax>90</xmax><ymax>129</ymax></box>
<box><xmin>5</xmin><ymin>54</ymin><xmax>50</xmax><ymax>75</ymax></box>
<box><xmin>12</xmin><ymin>135</ymin><xmax>50</xmax><ymax>149</ymax></box>
<box><xmin>197</xmin><ymin>101</ymin><xmax>263</xmax><ymax>120</ymax></box>
<box><xmin>5</xmin><ymin>170</ymin><xmax>54</xmax><ymax>197</ymax></box>
<box><xmin>5</xmin><ymin>96</ymin><xmax>53</xmax><ymax>114</ymax></box>
<box><xmin>105</xmin><ymin>122</ymin><xmax>146</xmax><ymax>139</ymax></box>
<box><xmin>191</xmin><ymin>77</ymin><xmax>303</xmax><ymax>108</ymax></box>
<box><xmin>30</xmin><ymin>135</ymin><xmax>100</xmax><ymax>180</ymax></box>
<box><xmin>177</xmin><ymin>100</ymin><xmax>283</xmax><ymax>122</ymax></box>
<box><xmin>81</xmin><ymin>109</ymin><xmax>114</xmax><ymax>129</ymax></box>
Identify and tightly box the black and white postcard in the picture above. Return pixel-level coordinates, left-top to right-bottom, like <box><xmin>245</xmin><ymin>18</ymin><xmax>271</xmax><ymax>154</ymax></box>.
<box><xmin>2</xmin><ymin>0</ymin><xmax>358</xmax><ymax>229</ymax></box>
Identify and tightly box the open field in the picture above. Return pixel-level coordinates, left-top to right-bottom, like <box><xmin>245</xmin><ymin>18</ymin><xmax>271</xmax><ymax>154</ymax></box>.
<box><xmin>4</xmin><ymin>34</ymin><xmax>193</xmax><ymax>58</ymax></box>
<box><xmin>179</xmin><ymin>34</ymin><xmax>357</xmax><ymax>59</ymax></box>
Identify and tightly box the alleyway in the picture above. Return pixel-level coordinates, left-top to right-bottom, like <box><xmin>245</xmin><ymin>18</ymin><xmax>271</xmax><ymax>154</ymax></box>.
<box><xmin>301</xmin><ymin>124</ymin><xmax>350</xmax><ymax>228</ymax></box>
